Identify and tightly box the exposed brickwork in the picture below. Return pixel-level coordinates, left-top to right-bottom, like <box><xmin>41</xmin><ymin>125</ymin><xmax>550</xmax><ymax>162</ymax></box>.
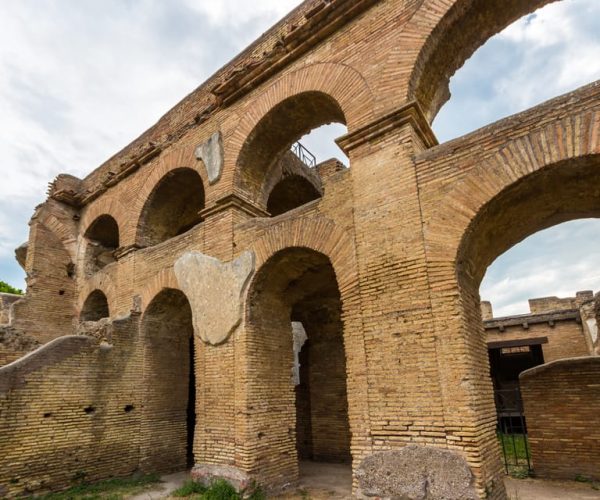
<box><xmin>520</xmin><ymin>357</ymin><xmax>600</xmax><ymax>481</ymax></box>
<box><xmin>484</xmin><ymin>292</ymin><xmax>595</xmax><ymax>362</ymax></box>
<box><xmin>1</xmin><ymin>1</ymin><xmax>599</xmax><ymax>499</ymax></box>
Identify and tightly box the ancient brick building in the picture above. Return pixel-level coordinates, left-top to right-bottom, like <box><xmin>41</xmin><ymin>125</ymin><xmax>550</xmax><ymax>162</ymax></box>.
<box><xmin>1</xmin><ymin>0</ymin><xmax>600</xmax><ymax>498</ymax></box>
<box><xmin>484</xmin><ymin>290</ymin><xmax>597</xmax><ymax>386</ymax></box>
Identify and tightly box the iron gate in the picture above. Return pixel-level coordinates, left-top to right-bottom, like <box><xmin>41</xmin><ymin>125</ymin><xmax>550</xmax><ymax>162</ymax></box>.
<box><xmin>494</xmin><ymin>387</ymin><xmax>532</xmax><ymax>476</ymax></box>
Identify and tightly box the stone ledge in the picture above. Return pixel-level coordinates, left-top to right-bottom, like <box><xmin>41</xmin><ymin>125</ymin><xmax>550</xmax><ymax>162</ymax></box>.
<box><xmin>520</xmin><ymin>355</ymin><xmax>600</xmax><ymax>380</ymax></box>
<box><xmin>336</xmin><ymin>101</ymin><xmax>438</xmax><ymax>154</ymax></box>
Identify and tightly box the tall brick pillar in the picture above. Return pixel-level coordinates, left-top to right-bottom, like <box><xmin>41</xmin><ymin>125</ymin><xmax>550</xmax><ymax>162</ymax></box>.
<box><xmin>193</xmin><ymin>195</ymin><xmax>268</xmax><ymax>474</ymax></box>
<box><xmin>338</xmin><ymin>102</ymin><xmax>506</xmax><ymax>499</ymax></box>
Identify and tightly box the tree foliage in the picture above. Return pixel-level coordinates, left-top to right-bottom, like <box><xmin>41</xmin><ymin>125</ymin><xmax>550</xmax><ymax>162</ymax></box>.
<box><xmin>0</xmin><ymin>281</ymin><xmax>23</xmax><ymax>295</ymax></box>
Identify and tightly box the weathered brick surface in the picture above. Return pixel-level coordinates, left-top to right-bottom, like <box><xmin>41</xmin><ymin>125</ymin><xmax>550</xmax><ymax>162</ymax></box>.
<box><xmin>484</xmin><ymin>292</ymin><xmax>595</xmax><ymax>362</ymax></box>
<box><xmin>520</xmin><ymin>357</ymin><xmax>600</xmax><ymax>481</ymax></box>
<box><xmin>1</xmin><ymin>1</ymin><xmax>599</xmax><ymax>499</ymax></box>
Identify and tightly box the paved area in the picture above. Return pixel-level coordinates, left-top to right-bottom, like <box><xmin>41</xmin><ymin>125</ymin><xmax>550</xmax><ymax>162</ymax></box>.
<box><xmin>128</xmin><ymin>471</ymin><xmax>189</xmax><ymax>500</ymax></box>
<box><xmin>505</xmin><ymin>477</ymin><xmax>600</xmax><ymax>500</ymax></box>
<box><xmin>125</xmin><ymin>467</ymin><xmax>600</xmax><ymax>499</ymax></box>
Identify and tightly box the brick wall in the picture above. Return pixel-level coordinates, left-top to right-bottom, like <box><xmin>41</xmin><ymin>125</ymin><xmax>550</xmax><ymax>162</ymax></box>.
<box><xmin>520</xmin><ymin>357</ymin><xmax>600</xmax><ymax>481</ymax></box>
<box><xmin>0</xmin><ymin>318</ymin><xmax>142</xmax><ymax>497</ymax></box>
<box><xmin>486</xmin><ymin>320</ymin><xmax>591</xmax><ymax>363</ymax></box>
<box><xmin>0</xmin><ymin>293</ymin><xmax>21</xmax><ymax>325</ymax></box>
<box><xmin>3</xmin><ymin>0</ymin><xmax>600</xmax><ymax>498</ymax></box>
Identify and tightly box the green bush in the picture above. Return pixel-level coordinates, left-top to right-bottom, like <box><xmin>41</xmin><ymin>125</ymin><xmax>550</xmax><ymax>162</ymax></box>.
<box><xmin>0</xmin><ymin>280</ymin><xmax>23</xmax><ymax>295</ymax></box>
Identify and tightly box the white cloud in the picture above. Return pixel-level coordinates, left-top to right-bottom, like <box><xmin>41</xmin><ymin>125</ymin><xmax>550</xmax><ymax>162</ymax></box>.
<box><xmin>481</xmin><ymin>220</ymin><xmax>600</xmax><ymax>316</ymax></box>
<box><xmin>0</xmin><ymin>0</ymin><xmax>302</xmax><ymax>288</ymax></box>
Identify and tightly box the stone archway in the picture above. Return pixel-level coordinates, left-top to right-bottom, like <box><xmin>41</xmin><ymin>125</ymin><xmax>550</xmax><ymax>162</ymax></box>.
<box><xmin>136</xmin><ymin>168</ymin><xmax>205</xmax><ymax>248</ymax></box>
<box><xmin>140</xmin><ymin>288</ymin><xmax>196</xmax><ymax>472</ymax></box>
<box><xmin>244</xmin><ymin>247</ymin><xmax>351</xmax><ymax>487</ymax></box>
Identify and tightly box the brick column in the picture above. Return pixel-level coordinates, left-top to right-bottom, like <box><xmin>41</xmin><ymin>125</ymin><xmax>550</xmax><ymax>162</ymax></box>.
<box><xmin>338</xmin><ymin>102</ymin><xmax>505</xmax><ymax>499</ymax></box>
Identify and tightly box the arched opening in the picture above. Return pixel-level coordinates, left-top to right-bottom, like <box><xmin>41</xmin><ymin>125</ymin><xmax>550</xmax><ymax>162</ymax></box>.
<box><xmin>433</xmin><ymin>0</ymin><xmax>600</xmax><ymax>141</ymax></box>
<box><xmin>140</xmin><ymin>288</ymin><xmax>196</xmax><ymax>472</ymax></box>
<box><xmin>83</xmin><ymin>215</ymin><xmax>119</xmax><ymax>276</ymax></box>
<box><xmin>237</xmin><ymin>91</ymin><xmax>348</xmax><ymax>215</ymax></box>
<box><xmin>267</xmin><ymin>175</ymin><xmax>321</xmax><ymax>217</ymax></box>
<box><xmin>410</xmin><ymin>0</ymin><xmax>554</xmax><ymax>122</ymax></box>
<box><xmin>137</xmin><ymin>168</ymin><xmax>205</xmax><ymax>247</ymax></box>
<box><xmin>457</xmin><ymin>155</ymin><xmax>600</xmax><ymax>476</ymax></box>
<box><xmin>80</xmin><ymin>290</ymin><xmax>109</xmax><ymax>322</ymax></box>
<box><xmin>246</xmin><ymin>247</ymin><xmax>351</xmax><ymax>487</ymax></box>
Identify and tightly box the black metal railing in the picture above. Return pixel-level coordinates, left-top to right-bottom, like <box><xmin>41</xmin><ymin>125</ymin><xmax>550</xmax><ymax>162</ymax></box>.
<box><xmin>495</xmin><ymin>387</ymin><xmax>532</xmax><ymax>477</ymax></box>
<box><xmin>291</xmin><ymin>141</ymin><xmax>317</xmax><ymax>168</ymax></box>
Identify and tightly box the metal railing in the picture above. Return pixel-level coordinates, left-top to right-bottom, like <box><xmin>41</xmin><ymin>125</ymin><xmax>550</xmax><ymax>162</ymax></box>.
<box><xmin>495</xmin><ymin>387</ymin><xmax>532</xmax><ymax>477</ymax></box>
<box><xmin>291</xmin><ymin>141</ymin><xmax>317</xmax><ymax>168</ymax></box>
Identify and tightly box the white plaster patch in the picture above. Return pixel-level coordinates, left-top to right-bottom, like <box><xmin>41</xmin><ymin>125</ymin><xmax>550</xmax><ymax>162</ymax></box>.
<box><xmin>195</xmin><ymin>131</ymin><xmax>224</xmax><ymax>185</ymax></box>
<box><xmin>586</xmin><ymin>318</ymin><xmax>598</xmax><ymax>344</ymax></box>
<box><xmin>291</xmin><ymin>321</ymin><xmax>307</xmax><ymax>385</ymax></box>
<box><xmin>174</xmin><ymin>251</ymin><xmax>254</xmax><ymax>345</ymax></box>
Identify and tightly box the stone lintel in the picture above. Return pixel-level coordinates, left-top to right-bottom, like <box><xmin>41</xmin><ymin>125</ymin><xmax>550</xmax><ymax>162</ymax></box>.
<box><xmin>199</xmin><ymin>193</ymin><xmax>269</xmax><ymax>219</ymax></box>
<box><xmin>336</xmin><ymin>101</ymin><xmax>438</xmax><ymax>154</ymax></box>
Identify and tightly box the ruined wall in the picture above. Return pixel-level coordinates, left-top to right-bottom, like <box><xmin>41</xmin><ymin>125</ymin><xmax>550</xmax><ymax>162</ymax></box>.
<box><xmin>0</xmin><ymin>317</ymin><xmax>141</xmax><ymax>497</ymax></box>
<box><xmin>520</xmin><ymin>357</ymin><xmax>600</xmax><ymax>481</ymax></box>
<box><xmin>10</xmin><ymin>221</ymin><xmax>76</xmax><ymax>345</ymax></box>
<box><xmin>529</xmin><ymin>291</ymin><xmax>594</xmax><ymax>314</ymax></box>
<box><xmin>484</xmin><ymin>292</ymin><xmax>596</xmax><ymax>362</ymax></box>
<box><xmin>0</xmin><ymin>293</ymin><xmax>21</xmax><ymax>325</ymax></box>
<box><xmin>3</xmin><ymin>0</ymin><xmax>600</xmax><ymax>498</ymax></box>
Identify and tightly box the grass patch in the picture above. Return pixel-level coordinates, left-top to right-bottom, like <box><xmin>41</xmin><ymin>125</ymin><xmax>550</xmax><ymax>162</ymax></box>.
<box><xmin>172</xmin><ymin>480</ymin><xmax>207</xmax><ymax>497</ymax></box>
<box><xmin>31</xmin><ymin>473</ymin><xmax>161</xmax><ymax>500</ymax></box>
<box><xmin>497</xmin><ymin>433</ymin><xmax>531</xmax><ymax>479</ymax></box>
<box><xmin>172</xmin><ymin>479</ymin><xmax>265</xmax><ymax>500</ymax></box>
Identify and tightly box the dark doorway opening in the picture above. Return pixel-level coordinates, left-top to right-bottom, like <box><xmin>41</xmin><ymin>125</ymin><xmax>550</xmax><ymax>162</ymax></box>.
<box><xmin>141</xmin><ymin>288</ymin><xmax>196</xmax><ymax>473</ymax></box>
<box><xmin>187</xmin><ymin>336</ymin><xmax>196</xmax><ymax>469</ymax></box>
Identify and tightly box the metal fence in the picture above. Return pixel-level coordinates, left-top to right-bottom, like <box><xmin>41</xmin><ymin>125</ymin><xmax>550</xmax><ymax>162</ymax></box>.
<box><xmin>494</xmin><ymin>387</ymin><xmax>532</xmax><ymax>476</ymax></box>
<box><xmin>291</xmin><ymin>141</ymin><xmax>317</xmax><ymax>168</ymax></box>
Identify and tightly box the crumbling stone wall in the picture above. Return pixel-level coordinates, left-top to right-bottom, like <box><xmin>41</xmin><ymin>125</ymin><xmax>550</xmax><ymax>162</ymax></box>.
<box><xmin>0</xmin><ymin>293</ymin><xmax>21</xmax><ymax>325</ymax></box>
<box><xmin>520</xmin><ymin>357</ymin><xmax>600</xmax><ymax>481</ymax></box>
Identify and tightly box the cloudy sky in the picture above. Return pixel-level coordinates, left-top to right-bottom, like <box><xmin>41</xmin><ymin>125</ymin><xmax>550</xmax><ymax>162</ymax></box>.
<box><xmin>0</xmin><ymin>0</ymin><xmax>599</xmax><ymax>316</ymax></box>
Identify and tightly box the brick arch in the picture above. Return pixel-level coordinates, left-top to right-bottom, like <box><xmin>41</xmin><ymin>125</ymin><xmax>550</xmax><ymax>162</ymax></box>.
<box><xmin>80</xmin><ymin>195</ymin><xmax>127</xmax><ymax>245</ymax></box>
<box><xmin>249</xmin><ymin>217</ymin><xmax>360</xmax><ymax>296</ymax></box>
<box><xmin>240</xmin><ymin>216</ymin><xmax>372</xmax><ymax>475</ymax></box>
<box><xmin>37</xmin><ymin>213</ymin><xmax>77</xmax><ymax>262</ymax></box>
<box><xmin>425</xmin><ymin>109</ymin><xmax>600</xmax><ymax>282</ymax></box>
<box><xmin>139</xmin><ymin>267</ymin><xmax>181</xmax><ymax>313</ymax></box>
<box><xmin>125</xmin><ymin>146</ymin><xmax>205</xmax><ymax>246</ymax></box>
<box><xmin>223</xmin><ymin>62</ymin><xmax>374</xmax><ymax>204</ymax></box>
<box><xmin>401</xmin><ymin>0</ymin><xmax>557</xmax><ymax>122</ymax></box>
<box><xmin>418</xmin><ymin>108</ymin><xmax>600</xmax><ymax>497</ymax></box>
<box><xmin>77</xmin><ymin>274</ymin><xmax>118</xmax><ymax>319</ymax></box>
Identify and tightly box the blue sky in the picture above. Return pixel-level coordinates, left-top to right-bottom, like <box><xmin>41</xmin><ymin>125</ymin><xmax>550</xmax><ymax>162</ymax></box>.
<box><xmin>0</xmin><ymin>0</ymin><xmax>599</xmax><ymax>315</ymax></box>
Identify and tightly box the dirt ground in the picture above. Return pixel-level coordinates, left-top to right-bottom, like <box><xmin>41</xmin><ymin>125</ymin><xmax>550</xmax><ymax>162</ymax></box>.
<box><xmin>128</xmin><ymin>466</ymin><xmax>600</xmax><ymax>499</ymax></box>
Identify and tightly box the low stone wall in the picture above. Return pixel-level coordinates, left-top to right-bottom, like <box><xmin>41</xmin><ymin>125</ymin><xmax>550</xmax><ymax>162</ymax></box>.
<box><xmin>0</xmin><ymin>317</ymin><xmax>143</xmax><ymax>497</ymax></box>
<box><xmin>520</xmin><ymin>357</ymin><xmax>600</xmax><ymax>481</ymax></box>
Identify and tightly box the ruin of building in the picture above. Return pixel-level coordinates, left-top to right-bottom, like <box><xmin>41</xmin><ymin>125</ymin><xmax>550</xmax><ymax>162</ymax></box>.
<box><xmin>1</xmin><ymin>0</ymin><xmax>600</xmax><ymax>498</ymax></box>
